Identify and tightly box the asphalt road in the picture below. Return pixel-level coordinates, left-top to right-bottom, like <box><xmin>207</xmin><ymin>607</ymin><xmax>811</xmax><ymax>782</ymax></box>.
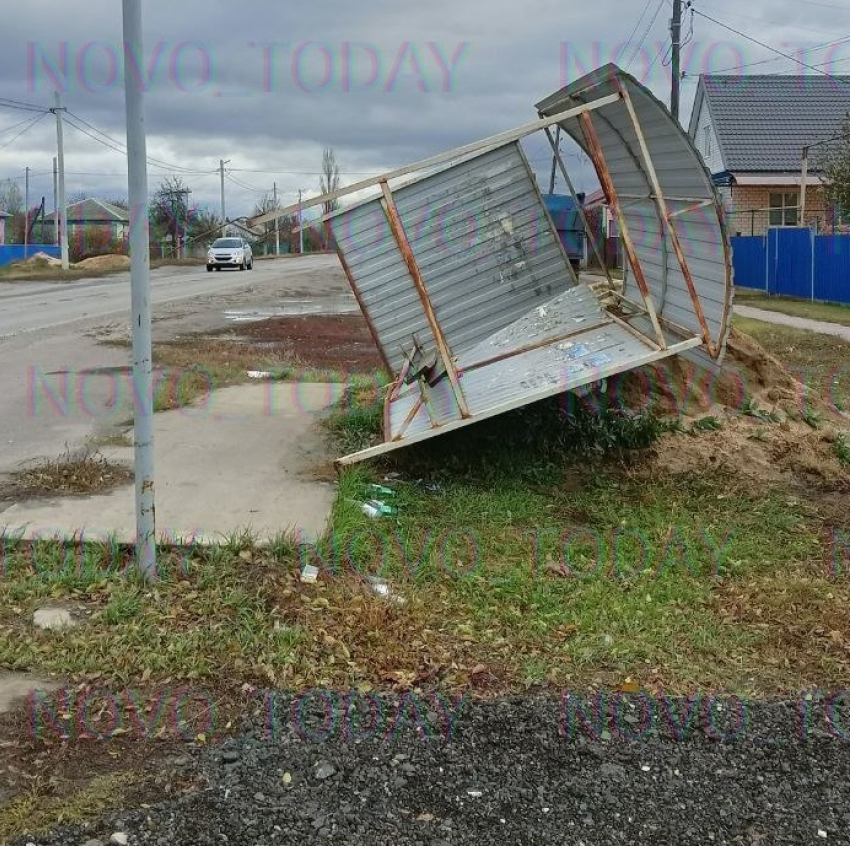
<box><xmin>0</xmin><ymin>257</ymin><xmax>340</xmax><ymax>340</ymax></box>
<box><xmin>0</xmin><ymin>255</ymin><xmax>347</xmax><ymax>480</ymax></box>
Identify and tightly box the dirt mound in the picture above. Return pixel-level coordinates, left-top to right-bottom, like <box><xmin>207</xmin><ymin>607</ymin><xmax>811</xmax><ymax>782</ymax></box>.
<box><xmin>9</xmin><ymin>252</ymin><xmax>62</xmax><ymax>269</ymax></box>
<box><xmin>76</xmin><ymin>254</ymin><xmax>131</xmax><ymax>272</ymax></box>
<box><xmin>631</xmin><ymin>328</ymin><xmax>850</xmax><ymax>491</ymax></box>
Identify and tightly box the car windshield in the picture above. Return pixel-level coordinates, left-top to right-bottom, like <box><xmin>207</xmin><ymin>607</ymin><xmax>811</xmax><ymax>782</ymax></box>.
<box><xmin>212</xmin><ymin>239</ymin><xmax>242</xmax><ymax>248</ymax></box>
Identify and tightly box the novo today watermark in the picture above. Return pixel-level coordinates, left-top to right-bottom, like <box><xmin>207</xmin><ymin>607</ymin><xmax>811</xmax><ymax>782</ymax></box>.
<box><xmin>560</xmin><ymin>689</ymin><xmax>850</xmax><ymax>745</ymax></box>
<box><xmin>26</xmin><ymin>365</ymin><xmax>387</xmax><ymax>425</ymax></box>
<box><xmin>559</xmin><ymin>39</ymin><xmax>850</xmax><ymax>91</ymax></box>
<box><xmin>28</xmin><ymin>686</ymin><xmax>467</xmax><ymax>744</ymax></box>
<box><xmin>27</xmin><ymin>40</ymin><xmax>470</xmax><ymax>96</ymax></box>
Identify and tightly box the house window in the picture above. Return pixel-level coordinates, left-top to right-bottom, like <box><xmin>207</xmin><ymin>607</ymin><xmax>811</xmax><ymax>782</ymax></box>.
<box><xmin>769</xmin><ymin>192</ymin><xmax>799</xmax><ymax>227</ymax></box>
<box><xmin>703</xmin><ymin>126</ymin><xmax>711</xmax><ymax>157</ymax></box>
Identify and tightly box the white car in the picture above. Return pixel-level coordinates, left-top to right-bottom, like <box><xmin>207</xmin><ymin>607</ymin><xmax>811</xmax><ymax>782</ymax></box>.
<box><xmin>206</xmin><ymin>237</ymin><xmax>254</xmax><ymax>272</ymax></box>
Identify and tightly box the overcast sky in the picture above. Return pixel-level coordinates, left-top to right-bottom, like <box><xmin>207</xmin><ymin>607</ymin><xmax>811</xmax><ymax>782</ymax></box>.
<box><xmin>0</xmin><ymin>0</ymin><xmax>847</xmax><ymax>219</ymax></box>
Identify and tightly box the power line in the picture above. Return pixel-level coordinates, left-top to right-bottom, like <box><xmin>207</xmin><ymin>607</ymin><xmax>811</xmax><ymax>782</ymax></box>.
<box><xmin>687</xmin><ymin>33</ymin><xmax>850</xmax><ymax>77</ymax></box>
<box><xmin>65</xmin><ymin>110</ymin><xmax>201</xmax><ymax>174</ymax></box>
<box><xmin>0</xmin><ymin>112</ymin><xmax>49</xmax><ymax>154</ymax></box>
<box><xmin>692</xmin><ymin>9</ymin><xmax>850</xmax><ymax>88</ymax></box>
<box><xmin>0</xmin><ymin>115</ymin><xmax>43</xmax><ymax>138</ymax></box>
<box><xmin>615</xmin><ymin>0</ymin><xmax>656</xmax><ymax>65</ymax></box>
<box><xmin>627</xmin><ymin>0</ymin><xmax>668</xmax><ymax>71</ymax></box>
<box><xmin>0</xmin><ymin>97</ymin><xmax>49</xmax><ymax>115</ymax></box>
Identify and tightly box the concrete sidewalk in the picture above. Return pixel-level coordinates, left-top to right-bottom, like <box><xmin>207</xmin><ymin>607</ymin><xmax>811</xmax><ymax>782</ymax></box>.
<box><xmin>0</xmin><ymin>382</ymin><xmax>341</xmax><ymax>544</ymax></box>
<box><xmin>734</xmin><ymin>304</ymin><xmax>850</xmax><ymax>342</ymax></box>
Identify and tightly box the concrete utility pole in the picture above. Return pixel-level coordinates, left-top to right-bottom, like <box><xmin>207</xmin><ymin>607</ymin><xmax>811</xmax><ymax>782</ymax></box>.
<box><xmin>273</xmin><ymin>181</ymin><xmax>280</xmax><ymax>256</ymax></box>
<box><xmin>219</xmin><ymin>158</ymin><xmax>231</xmax><ymax>236</ymax></box>
<box><xmin>24</xmin><ymin>167</ymin><xmax>29</xmax><ymax>253</ymax></box>
<box><xmin>52</xmin><ymin>157</ymin><xmax>58</xmax><ymax>245</ymax></box>
<box><xmin>122</xmin><ymin>0</ymin><xmax>157</xmax><ymax>580</ymax></box>
<box><xmin>671</xmin><ymin>0</ymin><xmax>682</xmax><ymax>122</ymax></box>
<box><xmin>298</xmin><ymin>189</ymin><xmax>304</xmax><ymax>254</ymax></box>
<box><xmin>52</xmin><ymin>92</ymin><xmax>69</xmax><ymax>269</ymax></box>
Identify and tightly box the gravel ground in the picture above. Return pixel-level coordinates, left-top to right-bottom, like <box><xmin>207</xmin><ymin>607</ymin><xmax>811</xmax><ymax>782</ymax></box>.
<box><xmin>13</xmin><ymin>692</ymin><xmax>850</xmax><ymax>846</ymax></box>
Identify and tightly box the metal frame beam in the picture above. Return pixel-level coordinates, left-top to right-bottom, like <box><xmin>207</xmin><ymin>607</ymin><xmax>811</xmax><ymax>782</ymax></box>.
<box><xmin>251</xmin><ymin>92</ymin><xmax>623</xmax><ymax>228</ymax></box>
<box><xmin>542</xmin><ymin>126</ymin><xmax>614</xmax><ymax>288</ymax></box>
<box><xmin>578</xmin><ymin>110</ymin><xmax>667</xmax><ymax>350</ymax></box>
<box><xmin>618</xmin><ymin>85</ymin><xmax>717</xmax><ymax>358</ymax></box>
<box><xmin>379</xmin><ymin>179</ymin><xmax>470</xmax><ymax>419</ymax></box>
<box><xmin>337</xmin><ymin>336</ymin><xmax>702</xmax><ymax>466</ymax></box>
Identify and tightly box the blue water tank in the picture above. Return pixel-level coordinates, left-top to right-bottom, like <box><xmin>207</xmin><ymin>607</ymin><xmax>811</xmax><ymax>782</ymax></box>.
<box><xmin>542</xmin><ymin>193</ymin><xmax>586</xmax><ymax>265</ymax></box>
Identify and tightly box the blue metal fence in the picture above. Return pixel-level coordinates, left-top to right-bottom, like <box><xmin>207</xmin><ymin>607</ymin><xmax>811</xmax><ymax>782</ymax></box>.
<box><xmin>0</xmin><ymin>245</ymin><xmax>61</xmax><ymax>268</ymax></box>
<box><xmin>731</xmin><ymin>230</ymin><xmax>850</xmax><ymax>304</ymax></box>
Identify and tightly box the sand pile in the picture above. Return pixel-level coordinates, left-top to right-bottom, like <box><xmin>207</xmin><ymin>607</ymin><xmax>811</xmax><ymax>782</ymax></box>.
<box><xmin>617</xmin><ymin>329</ymin><xmax>849</xmax><ymax>490</ymax></box>
<box><xmin>75</xmin><ymin>254</ymin><xmax>131</xmax><ymax>272</ymax></box>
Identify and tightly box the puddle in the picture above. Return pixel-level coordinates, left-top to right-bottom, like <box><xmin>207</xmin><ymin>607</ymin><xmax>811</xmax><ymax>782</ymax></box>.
<box><xmin>224</xmin><ymin>297</ymin><xmax>358</xmax><ymax>323</ymax></box>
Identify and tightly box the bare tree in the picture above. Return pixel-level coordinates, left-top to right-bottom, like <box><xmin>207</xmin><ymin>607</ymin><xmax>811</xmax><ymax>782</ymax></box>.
<box><xmin>320</xmin><ymin>147</ymin><xmax>341</xmax><ymax>215</ymax></box>
<box><xmin>0</xmin><ymin>179</ymin><xmax>23</xmax><ymax>215</ymax></box>
<box><xmin>817</xmin><ymin>114</ymin><xmax>850</xmax><ymax>229</ymax></box>
<box><xmin>252</xmin><ymin>192</ymin><xmax>296</xmax><ymax>252</ymax></box>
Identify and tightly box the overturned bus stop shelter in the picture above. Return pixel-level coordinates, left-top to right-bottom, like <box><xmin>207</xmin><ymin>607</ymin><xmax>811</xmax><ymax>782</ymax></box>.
<box><xmin>252</xmin><ymin>64</ymin><xmax>734</xmax><ymax>466</ymax></box>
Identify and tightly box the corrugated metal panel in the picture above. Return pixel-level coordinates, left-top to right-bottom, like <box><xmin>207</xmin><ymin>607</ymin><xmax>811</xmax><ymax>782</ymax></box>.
<box><xmin>330</xmin><ymin>143</ymin><xmax>576</xmax><ymax>373</ymax></box>
<box><xmin>331</xmin><ymin>63</ymin><xmax>733</xmax><ymax>464</ymax></box>
<box><xmin>536</xmin><ymin>64</ymin><xmax>734</xmax><ymax>364</ymax></box>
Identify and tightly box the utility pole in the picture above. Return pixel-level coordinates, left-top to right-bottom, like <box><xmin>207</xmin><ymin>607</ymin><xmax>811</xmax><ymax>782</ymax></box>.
<box><xmin>298</xmin><ymin>189</ymin><xmax>304</xmax><ymax>255</ymax></box>
<box><xmin>671</xmin><ymin>0</ymin><xmax>683</xmax><ymax>122</ymax></box>
<box><xmin>219</xmin><ymin>158</ymin><xmax>231</xmax><ymax>236</ymax></box>
<box><xmin>52</xmin><ymin>92</ymin><xmax>69</xmax><ymax>269</ymax></box>
<box><xmin>52</xmin><ymin>157</ymin><xmax>58</xmax><ymax>245</ymax></box>
<box><xmin>122</xmin><ymin>0</ymin><xmax>156</xmax><ymax>580</ymax></box>
<box><xmin>273</xmin><ymin>181</ymin><xmax>280</xmax><ymax>256</ymax></box>
<box><xmin>24</xmin><ymin>167</ymin><xmax>30</xmax><ymax>254</ymax></box>
<box><xmin>547</xmin><ymin>126</ymin><xmax>561</xmax><ymax>195</ymax></box>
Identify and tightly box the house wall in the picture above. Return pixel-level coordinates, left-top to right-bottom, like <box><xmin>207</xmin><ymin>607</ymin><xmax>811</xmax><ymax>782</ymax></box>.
<box><xmin>726</xmin><ymin>184</ymin><xmax>826</xmax><ymax>237</ymax></box>
<box><xmin>0</xmin><ymin>217</ymin><xmax>5</xmax><ymax>246</ymax></box>
<box><xmin>692</xmin><ymin>99</ymin><xmax>725</xmax><ymax>175</ymax></box>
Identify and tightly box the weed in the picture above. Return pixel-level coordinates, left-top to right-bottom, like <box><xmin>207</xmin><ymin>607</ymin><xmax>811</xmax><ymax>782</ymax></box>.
<box><xmin>692</xmin><ymin>415</ymin><xmax>723</xmax><ymax>432</ymax></box>
<box><xmin>802</xmin><ymin>408</ymin><xmax>823</xmax><ymax>430</ymax></box>
<box><xmin>835</xmin><ymin>433</ymin><xmax>850</xmax><ymax>466</ymax></box>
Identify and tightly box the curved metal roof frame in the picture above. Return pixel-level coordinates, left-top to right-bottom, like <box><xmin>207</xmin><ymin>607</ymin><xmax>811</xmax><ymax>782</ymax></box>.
<box><xmin>250</xmin><ymin>64</ymin><xmax>735</xmax><ymax>465</ymax></box>
<box><xmin>537</xmin><ymin>63</ymin><xmax>734</xmax><ymax>367</ymax></box>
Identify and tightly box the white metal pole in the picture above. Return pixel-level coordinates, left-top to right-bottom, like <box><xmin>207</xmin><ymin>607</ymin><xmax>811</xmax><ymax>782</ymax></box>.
<box><xmin>800</xmin><ymin>146</ymin><xmax>809</xmax><ymax>227</ymax></box>
<box><xmin>52</xmin><ymin>157</ymin><xmax>58</xmax><ymax>246</ymax></box>
<box><xmin>24</xmin><ymin>167</ymin><xmax>29</xmax><ymax>254</ymax></box>
<box><xmin>219</xmin><ymin>159</ymin><xmax>230</xmax><ymax>236</ymax></box>
<box><xmin>273</xmin><ymin>181</ymin><xmax>280</xmax><ymax>256</ymax></box>
<box><xmin>298</xmin><ymin>189</ymin><xmax>304</xmax><ymax>254</ymax></box>
<box><xmin>53</xmin><ymin>92</ymin><xmax>69</xmax><ymax>269</ymax></box>
<box><xmin>122</xmin><ymin>0</ymin><xmax>157</xmax><ymax>580</ymax></box>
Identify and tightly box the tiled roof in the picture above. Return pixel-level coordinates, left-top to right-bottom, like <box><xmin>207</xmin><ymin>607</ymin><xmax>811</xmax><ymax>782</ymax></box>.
<box><xmin>46</xmin><ymin>198</ymin><xmax>129</xmax><ymax>223</ymax></box>
<box><xmin>699</xmin><ymin>74</ymin><xmax>850</xmax><ymax>172</ymax></box>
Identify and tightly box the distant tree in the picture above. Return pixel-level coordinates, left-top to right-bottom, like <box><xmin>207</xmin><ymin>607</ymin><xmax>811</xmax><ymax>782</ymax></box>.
<box><xmin>817</xmin><ymin>113</ymin><xmax>850</xmax><ymax>228</ymax></box>
<box><xmin>0</xmin><ymin>179</ymin><xmax>23</xmax><ymax>215</ymax></box>
<box><xmin>319</xmin><ymin>147</ymin><xmax>340</xmax><ymax>216</ymax></box>
<box><xmin>149</xmin><ymin>176</ymin><xmax>197</xmax><ymax>257</ymax></box>
<box><xmin>107</xmin><ymin>197</ymin><xmax>129</xmax><ymax>211</ymax></box>
<box><xmin>251</xmin><ymin>192</ymin><xmax>296</xmax><ymax>253</ymax></box>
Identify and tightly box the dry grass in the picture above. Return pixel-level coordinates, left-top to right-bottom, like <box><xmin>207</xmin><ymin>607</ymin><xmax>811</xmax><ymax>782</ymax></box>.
<box><xmin>0</xmin><ymin>449</ymin><xmax>133</xmax><ymax>501</ymax></box>
<box><xmin>736</xmin><ymin>289</ymin><xmax>850</xmax><ymax>327</ymax></box>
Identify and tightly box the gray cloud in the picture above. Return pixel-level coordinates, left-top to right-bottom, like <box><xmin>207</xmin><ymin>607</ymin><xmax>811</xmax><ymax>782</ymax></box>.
<box><xmin>0</xmin><ymin>0</ymin><xmax>845</xmax><ymax>216</ymax></box>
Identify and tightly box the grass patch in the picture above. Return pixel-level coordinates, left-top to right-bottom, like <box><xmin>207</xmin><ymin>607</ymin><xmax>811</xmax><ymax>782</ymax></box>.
<box><xmin>836</xmin><ymin>433</ymin><xmax>850</xmax><ymax>466</ymax></box>
<box><xmin>734</xmin><ymin>316</ymin><xmax>850</xmax><ymax>412</ymax></box>
<box><xmin>736</xmin><ymin>290</ymin><xmax>850</xmax><ymax>327</ymax></box>
<box><xmin>0</xmin><ymin>773</ymin><xmax>141</xmax><ymax>842</ymax></box>
<box><xmin>0</xmin><ymin>449</ymin><xmax>133</xmax><ymax>501</ymax></box>
<box><xmin>148</xmin><ymin>337</ymin><xmax>388</xmax><ymax>413</ymax></box>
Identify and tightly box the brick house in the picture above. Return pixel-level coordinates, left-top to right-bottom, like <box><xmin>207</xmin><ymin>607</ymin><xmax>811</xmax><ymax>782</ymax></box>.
<box><xmin>688</xmin><ymin>74</ymin><xmax>850</xmax><ymax>236</ymax></box>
